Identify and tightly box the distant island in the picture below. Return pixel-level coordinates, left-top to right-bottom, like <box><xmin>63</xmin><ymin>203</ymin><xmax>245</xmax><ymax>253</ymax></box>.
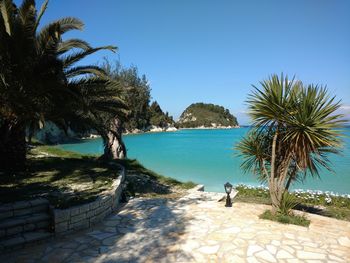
<box><xmin>177</xmin><ymin>103</ymin><xmax>239</xmax><ymax>128</ymax></box>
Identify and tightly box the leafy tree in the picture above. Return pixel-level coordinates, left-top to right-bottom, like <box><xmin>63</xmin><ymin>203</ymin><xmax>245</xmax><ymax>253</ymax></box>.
<box><xmin>101</xmin><ymin>60</ymin><xmax>151</xmax><ymax>132</ymax></box>
<box><xmin>236</xmin><ymin>74</ymin><xmax>345</xmax><ymax>213</ymax></box>
<box><xmin>149</xmin><ymin>101</ymin><xmax>174</xmax><ymax>128</ymax></box>
<box><xmin>0</xmin><ymin>0</ymin><xmax>125</xmax><ymax>170</ymax></box>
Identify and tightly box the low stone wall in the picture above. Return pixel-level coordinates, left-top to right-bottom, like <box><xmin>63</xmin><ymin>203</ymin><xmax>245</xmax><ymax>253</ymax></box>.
<box><xmin>53</xmin><ymin>166</ymin><xmax>125</xmax><ymax>234</ymax></box>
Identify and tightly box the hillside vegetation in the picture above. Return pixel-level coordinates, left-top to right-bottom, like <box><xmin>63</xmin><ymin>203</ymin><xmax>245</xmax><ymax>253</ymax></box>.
<box><xmin>149</xmin><ymin>101</ymin><xmax>175</xmax><ymax>128</ymax></box>
<box><xmin>177</xmin><ymin>103</ymin><xmax>238</xmax><ymax>128</ymax></box>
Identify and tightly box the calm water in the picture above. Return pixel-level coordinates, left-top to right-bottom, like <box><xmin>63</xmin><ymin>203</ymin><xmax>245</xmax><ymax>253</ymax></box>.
<box><xmin>59</xmin><ymin>128</ymin><xmax>350</xmax><ymax>194</ymax></box>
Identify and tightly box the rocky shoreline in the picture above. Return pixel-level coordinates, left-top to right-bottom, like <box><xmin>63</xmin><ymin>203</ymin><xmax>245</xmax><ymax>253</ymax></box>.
<box><xmin>123</xmin><ymin>125</ymin><xmax>178</xmax><ymax>135</ymax></box>
<box><xmin>82</xmin><ymin>125</ymin><xmax>241</xmax><ymax>139</ymax></box>
<box><xmin>179</xmin><ymin>125</ymin><xmax>240</xmax><ymax>130</ymax></box>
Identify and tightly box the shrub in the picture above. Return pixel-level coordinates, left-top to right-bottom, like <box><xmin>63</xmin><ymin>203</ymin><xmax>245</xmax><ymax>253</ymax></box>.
<box><xmin>279</xmin><ymin>192</ymin><xmax>298</xmax><ymax>215</ymax></box>
<box><xmin>259</xmin><ymin>210</ymin><xmax>310</xmax><ymax>227</ymax></box>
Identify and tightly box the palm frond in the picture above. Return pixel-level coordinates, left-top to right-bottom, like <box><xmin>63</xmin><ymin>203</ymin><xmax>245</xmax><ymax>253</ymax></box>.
<box><xmin>34</xmin><ymin>0</ymin><xmax>48</xmax><ymax>31</ymax></box>
<box><xmin>37</xmin><ymin>17</ymin><xmax>84</xmax><ymax>52</ymax></box>
<box><xmin>62</xmin><ymin>45</ymin><xmax>117</xmax><ymax>68</ymax></box>
<box><xmin>18</xmin><ymin>0</ymin><xmax>36</xmax><ymax>41</ymax></box>
<box><xmin>0</xmin><ymin>0</ymin><xmax>14</xmax><ymax>35</ymax></box>
<box><xmin>57</xmin><ymin>38</ymin><xmax>91</xmax><ymax>55</ymax></box>
<box><xmin>64</xmin><ymin>65</ymin><xmax>108</xmax><ymax>79</ymax></box>
<box><xmin>236</xmin><ymin>129</ymin><xmax>271</xmax><ymax>181</ymax></box>
<box><xmin>18</xmin><ymin>0</ymin><xmax>35</xmax><ymax>25</ymax></box>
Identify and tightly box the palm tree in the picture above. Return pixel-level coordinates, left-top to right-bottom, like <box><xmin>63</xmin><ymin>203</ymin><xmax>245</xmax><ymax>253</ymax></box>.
<box><xmin>0</xmin><ymin>0</ymin><xmax>126</xmax><ymax>170</ymax></box>
<box><xmin>236</xmin><ymin>74</ymin><xmax>345</xmax><ymax>213</ymax></box>
<box><xmin>66</xmin><ymin>77</ymin><xmax>129</xmax><ymax>160</ymax></box>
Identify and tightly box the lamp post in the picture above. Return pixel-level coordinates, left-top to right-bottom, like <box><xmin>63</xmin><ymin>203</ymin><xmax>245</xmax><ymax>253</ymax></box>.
<box><xmin>224</xmin><ymin>182</ymin><xmax>233</xmax><ymax>207</ymax></box>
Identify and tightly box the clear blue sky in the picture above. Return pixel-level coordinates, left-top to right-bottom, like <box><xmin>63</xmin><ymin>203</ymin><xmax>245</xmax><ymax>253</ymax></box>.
<box><xmin>28</xmin><ymin>0</ymin><xmax>350</xmax><ymax>124</ymax></box>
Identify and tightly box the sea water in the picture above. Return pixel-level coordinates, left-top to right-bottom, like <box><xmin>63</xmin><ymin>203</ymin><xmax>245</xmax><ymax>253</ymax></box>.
<box><xmin>59</xmin><ymin>127</ymin><xmax>350</xmax><ymax>194</ymax></box>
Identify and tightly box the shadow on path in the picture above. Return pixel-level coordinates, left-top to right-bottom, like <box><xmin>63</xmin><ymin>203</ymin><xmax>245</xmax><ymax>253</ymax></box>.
<box><xmin>93</xmin><ymin>197</ymin><xmax>195</xmax><ymax>263</ymax></box>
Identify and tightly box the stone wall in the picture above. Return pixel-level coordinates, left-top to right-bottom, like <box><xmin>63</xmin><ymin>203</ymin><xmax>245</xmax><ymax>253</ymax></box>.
<box><xmin>53</xmin><ymin>167</ymin><xmax>125</xmax><ymax>234</ymax></box>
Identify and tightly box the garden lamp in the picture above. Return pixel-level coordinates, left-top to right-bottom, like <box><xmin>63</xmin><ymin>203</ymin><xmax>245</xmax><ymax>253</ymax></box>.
<box><xmin>224</xmin><ymin>182</ymin><xmax>233</xmax><ymax>207</ymax></box>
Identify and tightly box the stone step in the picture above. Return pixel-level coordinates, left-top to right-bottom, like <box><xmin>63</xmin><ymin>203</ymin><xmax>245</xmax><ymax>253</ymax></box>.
<box><xmin>0</xmin><ymin>213</ymin><xmax>51</xmax><ymax>238</ymax></box>
<box><xmin>0</xmin><ymin>231</ymin><xmax>53</xmax><ymax>251</ymax></box>
<box><xmin>0</xmin><ymin>199</ymin><xmax>49</xmax><ymax>221</ymax></box>
<box><xmin>0</xmin><ymin>212</ymin><xmax>50</xmax><ymax>230</ymax></box>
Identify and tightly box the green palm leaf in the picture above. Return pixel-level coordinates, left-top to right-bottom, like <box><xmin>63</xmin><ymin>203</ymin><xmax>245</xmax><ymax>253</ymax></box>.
<box><xmin>62</xmin><ymin>46</ymin><xmax>117</xmax><ymax>68</ymax></box>
<box><xmin>0</xmin><ymin>0</ymin><xmax>14</xmax><ymax>35</ymax></box>
<box><xmin>57</xmin><ymin>38</ymin><xmax>91</xmax><ymax>54</ymax></box>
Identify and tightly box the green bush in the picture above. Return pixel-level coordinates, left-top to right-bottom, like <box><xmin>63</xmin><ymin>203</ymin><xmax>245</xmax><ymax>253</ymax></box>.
<box><xmin>259</xmin><ymin>210</ymin><xmax>310</xmax><ymax>227</ymax></box>
<box><xmin>279</xmin><ymin>192</ymin><xmax>298</xmax><ymax>215</ymax></box>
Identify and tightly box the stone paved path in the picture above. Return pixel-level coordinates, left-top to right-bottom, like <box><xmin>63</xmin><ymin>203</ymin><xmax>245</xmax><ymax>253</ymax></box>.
<box><xmin>1</xmin><ymin>189</ymin><xmax>350</xmax><ymax>262</ymax></box>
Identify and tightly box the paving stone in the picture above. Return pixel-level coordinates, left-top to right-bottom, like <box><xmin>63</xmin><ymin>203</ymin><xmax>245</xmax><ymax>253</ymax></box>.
<box><xmin>181</xmin><ymin>239</ymin><xmax>200</xmax><ymax>252</ymax></box>
<box><xmin>247</xmin><ymin>256</ymin><xmax>260</xmax><ymax>263</ymax></box>
<box><xmin>328</xmin><ymin>254</ymin><xmax>347</xmax><ymax>262</ymax></box>
<box><xmin>103</xmin><ymin>226</ymin><xmax>117</xmax><ymax>233</ymax></box>
<box><xmin>276</xmin><ymin>249</ymin><xmax>294</xmax><ymax>259</ymax></box>
<box><xmin>266</xmin><ymin>244</ymin><xmax>277</xmax><ymax>255</ymax></box>
<box><xmin>296</xmin><ymin>250</ymin><xmax>326</xmax><ymax>260</ymax></box>
<box><xmin>221</xmin><ymin>226</ymin><xmax>241</xmax><ymax>234</ymax></box>
<box><xmin>271</xmin><ymin>240</ymin><xmax>281</xmax><ymax>246</ymax></box>
<box><xmin>338</xmin><ymin>236</ymin><xmax>350</xmax><ymax>247</ymax></box>
<box><xmin>286</xmin><ymin>259</ymin><xmax>302</xmax><ymax>263</ymax></box>
<box><xmin>61</xmin><ymin>241</ymin><xmax>79</xmax><ymax>249</ymax></box>
<box><xmin>87</xmin><ymin>230</ymin><xmax>115</xmax><ymax>240</ymax></box>
<box><xmin>102</xmin><ymin>235</ymin><xmax>121</xmax><ymax>246</ymax></box>
<box><xmin>41</xmin><ymin>248</ymin><xmax>74</xmax><ymax>262</ymax></box>
<box><xmin>255</xmin><ymin>250</ymin><xmax>277</xmax><ymax>262</ymax></box>
<box><xmin>247</xmin><ymin>244</ymin><xmax>264</xmax><ymax>256</ymax></box>
<box><xmin>103</xmin><ymin>219</ymin><xmax>119</xmax><ymax>227</ymax></box>
<box><xmin>98</xmin><ymin>245</ymin><xmax>112</xmax><ymax>254</ymax></box>
<box><xmin>281</xmin><ymin>245</ymin><xmax>295</xmax><ymax>255</ymax></box>
<box><xmin>197</xmin><ymin>245</ymin><xmax>220</xmax><ymax>254</ymax></box>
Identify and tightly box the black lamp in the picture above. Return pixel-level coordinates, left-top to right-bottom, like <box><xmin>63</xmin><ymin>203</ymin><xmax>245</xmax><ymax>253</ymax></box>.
<box><xmin>224</xmin><ymin>182</ymin><xmax>233</xmax><ymax>207</ymax></box>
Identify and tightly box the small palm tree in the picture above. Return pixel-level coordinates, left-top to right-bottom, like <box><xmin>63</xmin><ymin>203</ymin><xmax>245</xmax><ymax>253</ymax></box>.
<box><xmin>236</xmin><ymin>74</ymin><xmax>345</xmax><ymax>213</ymax></box>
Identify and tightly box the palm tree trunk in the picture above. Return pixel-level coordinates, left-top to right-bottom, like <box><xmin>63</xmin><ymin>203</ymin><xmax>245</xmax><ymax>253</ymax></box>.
<box><xmin>101</xmin><ymin>117</ymin><xmax>126</xmax><ymax>160</ymax></box>
<box><xmin>270</xmin><ymin>178</ymin><xmax>283</xmax><ymax>213</ymax></box>
<box><xmin>285</xmin><ymin>165</ymin><xmax>297</xmax><ymax>191</ymax></box>
<box><xmin>269</xmin><ymin>131</ymin><xmax>280</xmax><ymax>214</ymax></box>
<box><xmin>270</xmin><ymin>157</ymin><xmax>293</xmax><ymax>214</ymax></box>
<box><xmin>0</xmin><ymin>118</ymin><xmax>26</xmax><ymax>172</ymax></box>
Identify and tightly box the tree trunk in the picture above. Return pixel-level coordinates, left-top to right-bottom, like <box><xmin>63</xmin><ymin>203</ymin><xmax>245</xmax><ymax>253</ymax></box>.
<box><xmin>270</xmin><ymin>157</ymin><xmax>293</xmax><ymax>214</ymax></box>
<box><xmin>0</xmin><ymin>118</ymin><xmax>27</xmax><ymax>172</ymax></box>
<box><xmin>285</xmin><ymin>165</ymin><xmax>297</xmax><ymax>191</ymax></box>
<box><xmin>269</xmin><ymin>178</ymin><xmax>284</xmax><ymax>214</ymax></box>
<box><xmin>101</xmin><ymin>117</ymin><xmax>126</xmax><ymax>160</ymax></box>
<box><xmin>269</xmin><ymin>131</ymin><xmax>280</xmax><ymax>214</ymax></box>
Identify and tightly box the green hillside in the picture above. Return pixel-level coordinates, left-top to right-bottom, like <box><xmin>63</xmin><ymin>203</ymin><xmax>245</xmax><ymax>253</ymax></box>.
<box><xmin>177</xmin><ymin>103</ymin><xmax>238</xmax><ymax>128</ymax></box>
<box><xmin>149</xmin><ymin>101</ymin><xmax>175</xmax><ymax>128</ymax></box>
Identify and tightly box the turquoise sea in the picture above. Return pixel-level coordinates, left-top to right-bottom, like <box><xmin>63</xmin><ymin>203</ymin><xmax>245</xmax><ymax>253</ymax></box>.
<box><xmin>59</xmin><ymin>127</ymin><xmax>350</xmax><ymax>194</ymax></box>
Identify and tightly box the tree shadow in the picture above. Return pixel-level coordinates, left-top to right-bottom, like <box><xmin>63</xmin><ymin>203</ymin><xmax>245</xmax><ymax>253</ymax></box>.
<box><xmin>90</xmin><ymin>197</ymin><xmax>196</xmax><ymax>262</ymax></box>
<box><xmin>1</xmin><ymin>189</ymin><xmax>222</xmax><ymax>262</ymax></box>
<box><xmin>0</xmin><ymin>156</ymin><xmax>121</xmax><ymax>208</ymax></box>
<box><xmin>295</xmin><ymin>203</ymin><xmax>330</xmax><ymax>217</ymax></box>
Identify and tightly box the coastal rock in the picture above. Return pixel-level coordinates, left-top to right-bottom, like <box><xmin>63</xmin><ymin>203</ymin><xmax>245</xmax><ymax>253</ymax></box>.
<box><xmin>165</xmin><ymin>126</ymin><xmax>177</xmax><ymax>132</ymax></box>
<box><xmin>149</xmin><ymin>126</ymin><xmax>163</xmax><ymax>132</ymax></box>
<box><xmin>124</xmin><ymin>125</ymin><xmax>177</xmax><ymax>134</ymax></box>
